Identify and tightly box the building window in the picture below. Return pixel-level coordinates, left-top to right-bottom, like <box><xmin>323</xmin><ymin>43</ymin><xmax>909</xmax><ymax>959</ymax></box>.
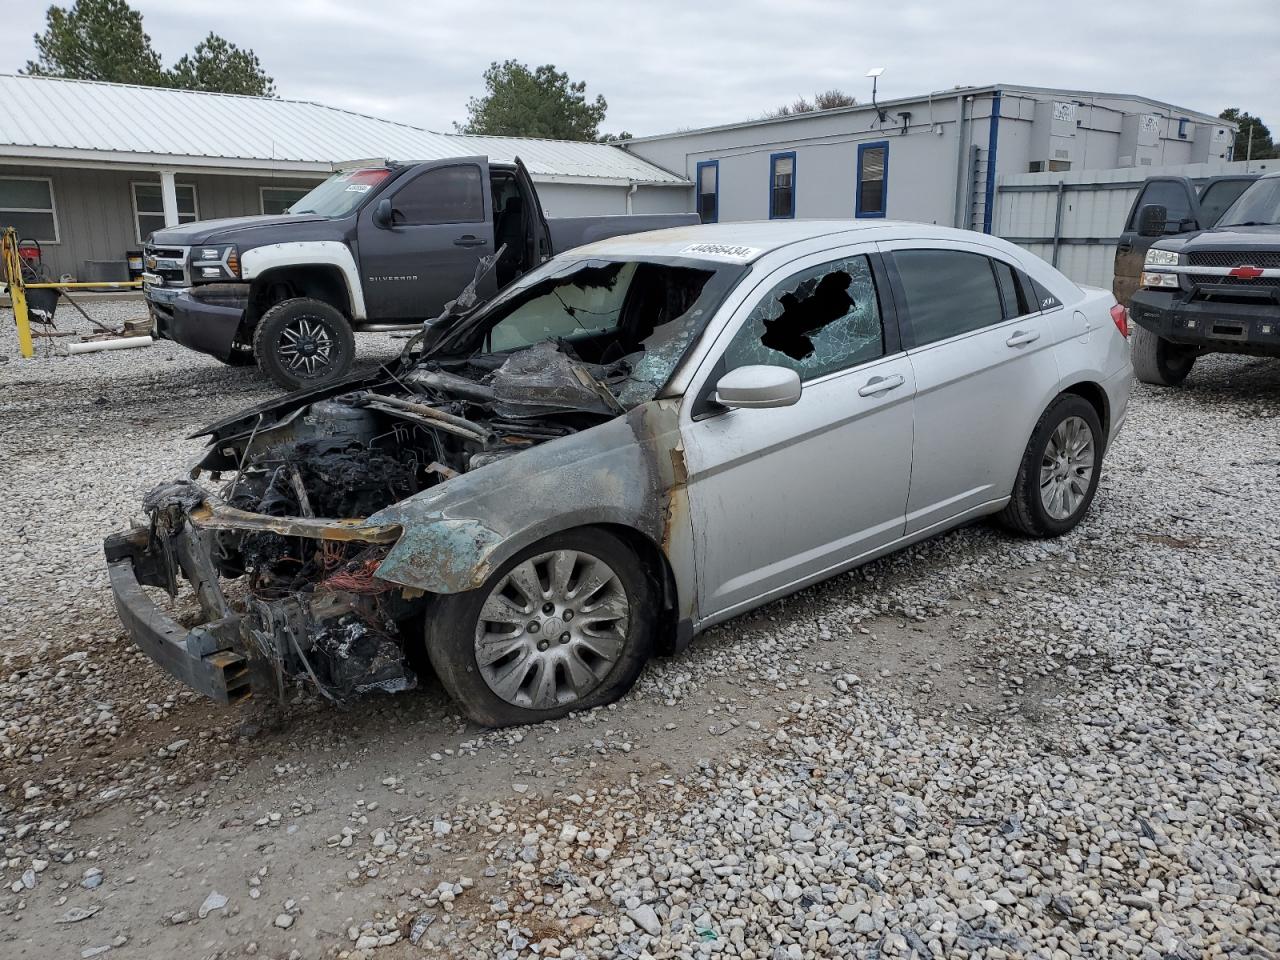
<box><xmin>856</xmin><ymin>142</ymin><xmax>888</xmax><ymax>218</ymax></box>
<box><xmin>769</xmin><ymin>151</ymin><xmax>796</xmax><ymax>219</ymax></box>
<box><xmin>261</xmin><ymin>186</ymin><xmax>311</xmax><ymax>215</ymax></box>
<box><xmin>132</xmin><ymin>181</ymin><xmax>198</xmax><ymax>243</ymax></box>
<box><xmin>0</xmin><ymin>176</ymin><xmax>59</xmax><ymax>243</ymax></box>
<box><xmin>696</xmin><ymin>160</ymin><xmax>719</xmax><ymax>223</ymax></box>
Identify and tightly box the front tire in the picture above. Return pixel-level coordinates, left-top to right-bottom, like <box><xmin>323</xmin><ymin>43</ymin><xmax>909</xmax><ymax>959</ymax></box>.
<box><xmin>1000</xmin><ymin>394</ymin><xmax>1104</xmax><ymax>538</ymax></box>
<box><xmin>1131</xmin><ymin>323</ymin><xmax>1196</xmax><ymax>386</ymax></box>
<box><xmin>253</xmin><ymin>297</ymin><xmax>355</xmax><ymax>390</ymax></box>
<box><xmin>424</xmin><ymin>529</ymin><xmax>655</xmax><ymax>727</ymax></box>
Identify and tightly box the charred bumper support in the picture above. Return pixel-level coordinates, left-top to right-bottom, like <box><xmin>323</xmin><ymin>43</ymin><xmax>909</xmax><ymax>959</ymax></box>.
<box><xmin>104</xmin><ymin>486</ymin><xmax>415</xmax><ymax>705</ymax></box>
<box><xmin>105</xmin><ymin>526</ymin><xmax>254</xmax><ymax>703</ymax></box>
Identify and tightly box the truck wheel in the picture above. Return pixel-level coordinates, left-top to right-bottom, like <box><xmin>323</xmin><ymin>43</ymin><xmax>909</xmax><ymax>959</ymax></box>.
<box><xmin>1131</xmin><ymin>323</ymin><xmax>1195</xmax><ymax>386</ymax></box>
<box><xmin>253</xmin><ymin>297</ymin><xmax>355</xmax><ymax>390</ymax></box>
<box><xmin>424</xmin><ymin>529</ymin><xmax>655</xmax><ymax>727</ymax></box>
<box><xmin>999</xmin><ymin>394</ymin><xmax>1104</xmax><ymax>539</ymax></box>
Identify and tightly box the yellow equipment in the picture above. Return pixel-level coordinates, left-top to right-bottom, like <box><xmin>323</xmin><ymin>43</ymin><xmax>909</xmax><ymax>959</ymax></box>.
<box><xmin>3</xmin><ymin>226</ymin><xmax>143</xmax><ymax>358</ymax></box>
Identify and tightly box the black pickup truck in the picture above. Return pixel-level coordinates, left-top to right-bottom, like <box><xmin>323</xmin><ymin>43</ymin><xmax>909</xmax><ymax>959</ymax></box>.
<box><xmin>1116</xmin><ymin>170</ymin><xmax>1280</xmax><ymax>385</ymax></box>
<box><xmin>143</xmin><ymin>157</ymin><xmax>695</xmax><ymax>388</ymax></box>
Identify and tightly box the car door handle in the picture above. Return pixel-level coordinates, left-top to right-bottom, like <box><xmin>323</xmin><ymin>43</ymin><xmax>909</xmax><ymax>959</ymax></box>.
<box><xmin>857</xmin><ymin>374</ymin><xmax>906</xmax><ymax>397</ymax></box>
<box><xmin>453</xmin><ymin>235</ymin><xmax>486</xmax><ymax>247</ymax></box>
<box><xmin>1006</xmin><ymin>330</ymin><xmax>1041</xmax><ymax>347</ymax></box>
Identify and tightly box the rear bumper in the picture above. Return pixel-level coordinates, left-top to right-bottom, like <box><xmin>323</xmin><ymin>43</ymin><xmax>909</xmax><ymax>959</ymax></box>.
<box><xmin>104</xmin><ymin>527</ymin><xmax>253</xmax><ymax>703</ymax></box>
<box><xmin>1129</xmin><ymin>289</ymin><xmax>1280</xmax><ymax>355</ymax></box>
<box><xmin>1103</xmin><ymin>362</ymin><xmax>1132</xmax><ymax>446</ymax></box>
<box><xmin>147</xmin><ymin>284</ymin><xmax>248</xmax><ymax>361</ymax></box>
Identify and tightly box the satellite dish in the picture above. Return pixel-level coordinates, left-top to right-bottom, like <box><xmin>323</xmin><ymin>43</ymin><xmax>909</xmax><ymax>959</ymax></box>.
<box><xmin>866</xmin><ymin>68</ymin><xmax>887</xmax><ymax>122</ymax></box>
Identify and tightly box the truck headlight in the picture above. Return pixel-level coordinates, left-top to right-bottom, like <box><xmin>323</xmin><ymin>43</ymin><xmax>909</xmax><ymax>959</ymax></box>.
<box><xmin>1144</xmin><ymin>248</ymin><xmax>1179</xmax><ymax>267</ymax></box>
<box><xmin>1141</xmin><ymin>271</ymin><xmax>1179</xmax><ymax>288</ymax></box>
<box><xmin>192</xmin><ymin>244</ymin><xmax>240</xmax><ymax>279</ymax></box>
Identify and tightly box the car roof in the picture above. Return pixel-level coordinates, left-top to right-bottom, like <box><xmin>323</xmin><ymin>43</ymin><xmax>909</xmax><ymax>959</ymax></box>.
<box><xmin>571</xmin><ymin>220</ymin><xmax>986</xmax><ymax>264</ymax></box>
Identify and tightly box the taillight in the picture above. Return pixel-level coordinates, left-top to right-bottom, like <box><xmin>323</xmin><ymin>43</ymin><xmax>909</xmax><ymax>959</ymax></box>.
<box><xmin>1110</xmin><ymin>303</ymin><xmax>1129</xmax><ymax>338</ymax></box>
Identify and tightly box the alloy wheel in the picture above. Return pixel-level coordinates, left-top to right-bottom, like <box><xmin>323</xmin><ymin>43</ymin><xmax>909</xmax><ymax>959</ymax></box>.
<box><xmin>1039</xmin><ymin>415</ymin><xmax>1095</xmax><ymax>520</ymax></box>
<box><xmin>277</xmin><ymin>317</ymin><xmax>336</xmax><ymax>377</ymax></box>
<box><xmin>474</xmin><ymin>550</ymin><xmax>629</xmax><ymax>710</ymax></box>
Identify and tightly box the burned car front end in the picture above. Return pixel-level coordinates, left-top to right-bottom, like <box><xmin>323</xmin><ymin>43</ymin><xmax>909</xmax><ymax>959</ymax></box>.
<box><xmin>105</xmin><ymin>251</ymin><xmax>744</xmax><ymax>706</ymax></box>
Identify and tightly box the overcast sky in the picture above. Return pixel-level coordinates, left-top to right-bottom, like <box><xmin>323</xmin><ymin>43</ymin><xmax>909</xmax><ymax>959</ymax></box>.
<box><xmin>2</xmin><ymin>1</ymin><xmax>1278</xmax><ymax>138</ymax></box>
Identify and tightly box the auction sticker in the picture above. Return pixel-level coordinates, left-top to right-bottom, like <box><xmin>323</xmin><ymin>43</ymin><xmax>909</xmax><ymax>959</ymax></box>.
<box><xmin>680</xmin><ymin>242</ymin><xmax>761</xmax><ymax>261</ymax></box>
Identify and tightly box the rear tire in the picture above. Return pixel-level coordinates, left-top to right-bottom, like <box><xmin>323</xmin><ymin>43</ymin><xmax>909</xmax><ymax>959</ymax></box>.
<box><xmin>253</xmin><ymin>297</ymin><xmax>355</xmax><ymax>390</ymax></box>
<box><xmin>424</xmin><ymin>528</ymin><xmax>655</xmax><ymax>727</ymax></box>
<box><xmin>1000</xmin><ymin>394</ymin><xmax>1104</xmax><ymax>538</ymax></box>
<box><xmin>1131</xmin><ymin>323</ymin><xmax>1196</xmax><ymax>386</ymax></box>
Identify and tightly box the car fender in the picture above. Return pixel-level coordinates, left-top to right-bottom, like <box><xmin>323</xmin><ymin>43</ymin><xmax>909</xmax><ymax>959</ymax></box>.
<box><xmin>367</xmin><ymin>399</ymin><xmax>696</xmax><ymax>621</ymax></box>
<box><xmin>240</xmin><ymin>241</ymin><xmax>367</xmax><ymax>320</ymax></box>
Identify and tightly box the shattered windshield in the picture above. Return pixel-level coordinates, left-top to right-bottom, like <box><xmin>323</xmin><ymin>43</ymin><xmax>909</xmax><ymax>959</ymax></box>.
<box><xmin>422</xmin><ymin>255</ymin><xmax>744</xmax><ymax>410</ymax></box>
<box><xmin>289</xmin><ymin>168</ymin><xmax>393</xmax><ymax>218</ymax></box>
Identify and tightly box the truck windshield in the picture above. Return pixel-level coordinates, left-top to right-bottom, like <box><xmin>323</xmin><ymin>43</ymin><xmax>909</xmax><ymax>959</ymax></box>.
<box><xmin>1217</xmin><ymin>178</ymin><xmax>1280</xmax><ymax>227</ymax></box>
<box><xmin>288</xmin><ymin>168</ymin><xmax>392</xmax><ymax>218</ymax></box>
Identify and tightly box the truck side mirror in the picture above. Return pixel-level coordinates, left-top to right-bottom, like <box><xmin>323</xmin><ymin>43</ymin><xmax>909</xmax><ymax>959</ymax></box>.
<box><xmin>1137</xmin><ymin>204</ymin><xmax>1169</xmax><ymax>237</ymax></box>
<box><xmin>373</xmin><ymin>198</ymin><xmax>394</xmax><ymax>229</ymax></box>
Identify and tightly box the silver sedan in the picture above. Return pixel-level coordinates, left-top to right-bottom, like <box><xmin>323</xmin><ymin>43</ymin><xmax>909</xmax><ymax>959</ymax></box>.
<box><xmin>107</xmin><ymin>221</ymin><xmax>1132</xmax><ymax>727</ymax></box>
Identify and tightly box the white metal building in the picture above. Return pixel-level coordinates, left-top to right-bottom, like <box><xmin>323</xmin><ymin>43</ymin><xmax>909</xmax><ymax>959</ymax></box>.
<box><xmin>621</xmin><ymin>84</ymin><xmax>1236</xmax><ymax>234</ymax></box>
<box><xmin>0</xmin><ymin>74</ymin><xmax>687</xmax><ymax>278</ymax></box>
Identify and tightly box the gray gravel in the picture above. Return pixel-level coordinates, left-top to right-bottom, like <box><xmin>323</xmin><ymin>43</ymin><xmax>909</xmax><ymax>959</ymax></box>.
<box><xmin>1</xmin><ymin>305</ymin><xmax>1277</xmax><ymax>959</ymax></box>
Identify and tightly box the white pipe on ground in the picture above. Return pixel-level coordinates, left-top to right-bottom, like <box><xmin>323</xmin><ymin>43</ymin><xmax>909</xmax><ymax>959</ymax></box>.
<box><xmin>62</xmin><ymin>336</ymin><xmax>154</xmax><ymax>356</ymax></box>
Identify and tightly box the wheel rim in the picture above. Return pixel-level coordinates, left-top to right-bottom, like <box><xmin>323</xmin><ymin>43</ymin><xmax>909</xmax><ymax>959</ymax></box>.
<box><xmin>474</xmin><ymin>549</ymin><xmax>629</xmax><ymax>711</ymax></box>
<box><xmin>1039</xmin><ymin>415</ymin><xmax>1095</xmax><ymax>521</ymax></box>
<box><xmin>277</xmin><ymin>316</ymin><xmax>337</xmax><ymax>377</ymax></box>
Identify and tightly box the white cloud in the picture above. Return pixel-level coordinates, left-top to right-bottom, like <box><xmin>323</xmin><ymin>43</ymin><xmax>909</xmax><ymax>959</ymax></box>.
<box><xmin>1</xmin><ymin>0</ymin><xmax>1276</xmax><ymax>137</ymax></box>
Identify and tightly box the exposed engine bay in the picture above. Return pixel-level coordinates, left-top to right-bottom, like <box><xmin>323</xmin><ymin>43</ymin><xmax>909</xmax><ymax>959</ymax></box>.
<box><xmin>129</xmin><ymin>253</ymin><xmax>728</xmax><ymax>702</ymax></box>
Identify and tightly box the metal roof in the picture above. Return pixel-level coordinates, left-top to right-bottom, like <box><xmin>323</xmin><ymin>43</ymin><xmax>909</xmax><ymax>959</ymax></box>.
<box><xmin>623</xmin><ymin>83</ymin><xmax>1232</xmax><ymax>144</ymax></box>
<box><xmin>0</xmin><ymin>74</ymin><xmax>686</xmax><ymax>185</ymax></box>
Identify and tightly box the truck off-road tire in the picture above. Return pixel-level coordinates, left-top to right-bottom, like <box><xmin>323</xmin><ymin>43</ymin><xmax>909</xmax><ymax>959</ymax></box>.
<box><xmin>1131</xmin><ymin>323</ymin><xmax>1196</xmax><ymax>386</ymax></box>
<box><xmin>253</xmin><ymin>297</ymin><xmax>355</xmax><ymax>390</ymax></box>
<box><xmin>424</xmin><ymin>529</ymin><xmax>655</xmax><ymax>727</ymax></box>
<box><xmin>999</xmin><ymin>394</ymin><xmax>1104</xmax><ymax>538</ymax></box>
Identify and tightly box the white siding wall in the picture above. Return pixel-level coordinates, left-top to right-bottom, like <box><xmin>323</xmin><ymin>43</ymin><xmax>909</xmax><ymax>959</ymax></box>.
<box><xmin>0</xmin><ymin>164</ymin><xmax>320</xmax><ymax>278</ymax></box>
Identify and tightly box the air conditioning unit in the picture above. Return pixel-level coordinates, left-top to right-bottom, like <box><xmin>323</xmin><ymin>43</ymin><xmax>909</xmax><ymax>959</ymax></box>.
<box><xmin>1190</xmin><ymin>123</ymin><xmax>1233</xmax><ymax>163</ymax></box>
<box><xmin>1028</xmin><ymin>100</ymin><xmax>1077</xmax><ymax>172</ymax></box>
<box><xmin>1118</xmin><ymin>114</ymin><xmax>1162</xmax><ymax>167</ymax></box>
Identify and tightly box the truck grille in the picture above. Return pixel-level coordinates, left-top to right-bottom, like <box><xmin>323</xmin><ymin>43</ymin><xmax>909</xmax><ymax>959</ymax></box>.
<box><xmin>1187</xmin><ymin>251</ymin><xmax>1280</xmax><ymax>268</ymax></box>
<box><xmin>143</xmin><ymin>244</ymin><xmax>189</xmax><ymax>286</ymax></box>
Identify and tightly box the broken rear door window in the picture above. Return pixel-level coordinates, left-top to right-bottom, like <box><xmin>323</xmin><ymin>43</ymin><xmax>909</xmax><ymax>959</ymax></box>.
<box><xmin>721</xmin><ymin>254</ymin><xmax>884</xmax><ymax>381</ymax></box>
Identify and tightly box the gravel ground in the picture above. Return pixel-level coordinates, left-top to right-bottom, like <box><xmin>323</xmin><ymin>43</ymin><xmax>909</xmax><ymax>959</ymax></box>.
<box><xmin>1</xmin><ymin>303</ymin><xmax>1277</xmax><ymax>960</ymax></box>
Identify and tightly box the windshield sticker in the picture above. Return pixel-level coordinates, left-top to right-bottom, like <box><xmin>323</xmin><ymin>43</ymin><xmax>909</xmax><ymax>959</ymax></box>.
<box><xmin>345</xmin><ymin>183</ymin><xmax>373</xmax><ymax>193</ymax></box>
<box><xmin>680</xmin><ymin>242</ymin><xmax>761</xmax><ymax>261</ymax></box>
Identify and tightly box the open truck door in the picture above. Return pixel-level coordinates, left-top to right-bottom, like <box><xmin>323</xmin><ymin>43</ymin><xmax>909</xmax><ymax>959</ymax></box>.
<box><xmin>514</xmin><ymin>157</ymin><xmax>553</xmax><ymax>267</ymax></box>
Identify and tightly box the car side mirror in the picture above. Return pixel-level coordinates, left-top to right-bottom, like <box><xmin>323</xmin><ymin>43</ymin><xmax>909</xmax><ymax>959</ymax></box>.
<box><xmin>373</xmin><ymin>198</ymin><xmax>394</xmax><ymax>229</ymax></box>
<box><xmin>713</xmin><ymin>365</ymin><xmax>802</xmax><ymax>409</ymax></box>
<box><xmin>1137</xmin><ymin>203</ymin><xmax>1169</xmax><ymax>237</ymax></box>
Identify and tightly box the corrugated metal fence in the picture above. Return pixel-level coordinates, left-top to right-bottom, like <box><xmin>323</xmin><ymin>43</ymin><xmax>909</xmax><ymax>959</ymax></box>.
<box><xmin>993</xmin><ymin>160</ymin><xmax>1272</xmax><ymax>290</ymax></box>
